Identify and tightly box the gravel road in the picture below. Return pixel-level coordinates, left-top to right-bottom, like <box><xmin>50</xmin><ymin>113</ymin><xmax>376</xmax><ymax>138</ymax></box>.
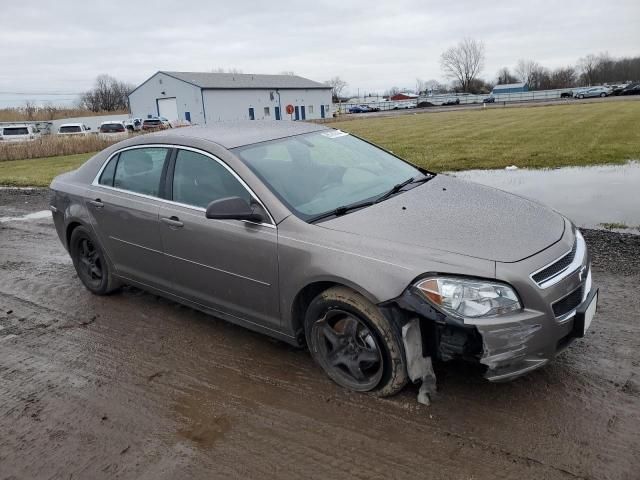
<box><xmin>1</xmin><ymin>188</ymin><xmax>639</xmax><ymax>480</ymax></box>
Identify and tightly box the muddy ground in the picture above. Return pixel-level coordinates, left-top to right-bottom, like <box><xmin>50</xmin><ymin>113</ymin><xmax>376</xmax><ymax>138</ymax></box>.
<box><xmin>1</xmin><ymin>188</ymin><xmax>639</xmax><ymax>480</ymax></box>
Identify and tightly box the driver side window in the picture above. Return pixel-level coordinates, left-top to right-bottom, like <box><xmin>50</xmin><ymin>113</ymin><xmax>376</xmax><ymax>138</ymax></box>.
<box><xmin>172</xmin><ymin>149</ymin><xmax>252</xmax><ymax>209</ymax></box>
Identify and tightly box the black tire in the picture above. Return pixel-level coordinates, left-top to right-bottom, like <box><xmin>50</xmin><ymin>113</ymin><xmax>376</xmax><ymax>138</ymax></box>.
<box><xmin>69</xmin><ymin>226</ymin><xmax>120</xmax><ymax>295</ymax></box>
<box><xmin>600</xmin><ymin>92</ymin><xmax>606</xmax><ymax>97</ymax></box>
<box><xmin>304</xmin><ymin>286</ymin><xmax>408</xmax><ymax>397</ymax></box>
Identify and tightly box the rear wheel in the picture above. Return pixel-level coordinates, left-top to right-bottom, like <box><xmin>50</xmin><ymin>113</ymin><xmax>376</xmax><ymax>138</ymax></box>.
<box><xmin>304</xmin><ymin>287</ymin><xmax>407</xmax><ymax>396</ymax></box>
<box><xmin>69</xmin><ymin>226</ymin><xmax>120</xmax><ymax>295</ymax></box>
<box><xmin>600</xmin><ymin>92</ymin><xmax>606</xmax><ymax>97</ymax></box>
<box><xmin>579</xmin><ymin>94</ymin><xmax>584</xmax><ymax>99</ymax></box>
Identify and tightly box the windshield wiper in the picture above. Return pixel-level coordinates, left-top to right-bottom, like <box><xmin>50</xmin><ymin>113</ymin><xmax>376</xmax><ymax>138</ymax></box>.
<box><xmin>374</xmin><ymin>174</ymin><xmax>432</xmax><ymax>204</ymax></box>
<box><xmin>307</xmin><ymin>174</ymin><xmax>434</xmax><ymax>224</ymax></box>
<box><xmin>307</xmin><ymin>200</ymin><xmax>375</xmax><ymax>224</ymax></box>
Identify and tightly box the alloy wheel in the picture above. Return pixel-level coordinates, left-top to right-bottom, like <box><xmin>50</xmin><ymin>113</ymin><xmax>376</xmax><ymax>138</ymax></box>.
<box><xmin>312</xmin><ymin>309</ymin><xmax>383</xmax><ymax>390</ymax></box>
<box><xmin>77</xmin><ymin>237</ymin><xmax>103</xmax><ymax>289</ymax></box>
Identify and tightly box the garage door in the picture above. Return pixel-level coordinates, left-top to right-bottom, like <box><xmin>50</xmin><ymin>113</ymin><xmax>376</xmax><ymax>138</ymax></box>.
<box><xmin>157</xmin><ymin>97</ymin><xmax>178</xmax><ymax>122</ymax></box>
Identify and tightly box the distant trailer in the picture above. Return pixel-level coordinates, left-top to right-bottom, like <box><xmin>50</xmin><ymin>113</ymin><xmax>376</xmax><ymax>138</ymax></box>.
<box><xmin>492</xmin><ymin>82</ymin><xmax>529</xmax><ymax>94</ymax></box>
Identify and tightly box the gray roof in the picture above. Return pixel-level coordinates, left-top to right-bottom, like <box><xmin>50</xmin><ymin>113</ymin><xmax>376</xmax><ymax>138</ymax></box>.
<box><xmin>143</xmin><ymin>121</ymin><xmax>330</xmax><ymax>149</ymax></box>
<box><xmin>493</xmin><ymin>82</ymin><xmax>527</xmax><ymax>90</ymax></box>
<box><xmin>162</xmin><ymin>71</ymin><xmax>331</xmax><ymax>90</ymax></box>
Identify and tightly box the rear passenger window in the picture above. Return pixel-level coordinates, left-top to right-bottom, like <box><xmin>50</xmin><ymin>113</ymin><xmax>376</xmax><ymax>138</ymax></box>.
<box><xmin>99</xmin><ymin>155</ymin><xmax>118</xmax><ymax>186</ymax></box>
<box><xmin>112</xmin><ymin>148</ymin><xmax>169</xmax><ymax>197</ymax></box>
<box><xmin>172</xmin><ymin>149</ymin><xmax>251</xmax><ymax>209</ymax></box>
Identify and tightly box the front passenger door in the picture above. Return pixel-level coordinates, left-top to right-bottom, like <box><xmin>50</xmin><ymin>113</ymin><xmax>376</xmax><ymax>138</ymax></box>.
<box><xmin>158</xmin><ymin>148</ymin><xmax>280</xmax><ymax>329</ymax></box>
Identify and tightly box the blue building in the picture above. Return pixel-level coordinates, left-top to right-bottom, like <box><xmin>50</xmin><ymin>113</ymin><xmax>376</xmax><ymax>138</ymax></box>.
<box><xmin>492</xmin><ymin>82</ymin><xmax>529</xmax><ymax>94</ymax></box>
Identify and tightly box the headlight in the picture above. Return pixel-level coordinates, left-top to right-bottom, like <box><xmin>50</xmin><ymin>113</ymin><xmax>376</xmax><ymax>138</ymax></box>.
<box><xmin>415</xmin><ymin>277</ymin><xmax>522</xmax><ymax>318</ymax></box>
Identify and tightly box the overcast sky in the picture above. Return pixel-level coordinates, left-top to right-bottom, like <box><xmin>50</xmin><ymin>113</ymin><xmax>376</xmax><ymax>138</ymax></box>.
<box><xmin>1</xmin><ymin>0</ymin><xmax>639</xmax><ymax>105</ymax></box>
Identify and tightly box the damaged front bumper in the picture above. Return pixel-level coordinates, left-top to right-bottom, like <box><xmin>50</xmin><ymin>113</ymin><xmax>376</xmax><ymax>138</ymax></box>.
<box><xmin>384</xmin><ymin>266</ymin><xmax>596</xmax><ymax>383</ymax></box>
<box><xmin>467</xmin><ymin>282</ymin><xmax>597</xmax><ymax>381</ymax></box>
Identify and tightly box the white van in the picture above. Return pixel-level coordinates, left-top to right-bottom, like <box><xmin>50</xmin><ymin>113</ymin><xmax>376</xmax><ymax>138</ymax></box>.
<box><xmin>0</xmin><ymin>124</ymin><xmax>40</xmax><ymax>142</ymax></box>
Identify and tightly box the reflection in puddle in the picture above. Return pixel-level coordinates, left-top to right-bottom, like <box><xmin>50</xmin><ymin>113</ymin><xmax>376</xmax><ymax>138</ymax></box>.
<box><xmin>452</xmin><ymin>162</ymin><xmax>640</xmax><ymax>231</ymax></box>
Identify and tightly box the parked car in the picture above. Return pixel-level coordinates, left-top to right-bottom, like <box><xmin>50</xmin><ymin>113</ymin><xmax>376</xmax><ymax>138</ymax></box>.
<box><xmin>392</xmin><ymin>102</ymin><xmax>415</xmax><ymax>109</ymax></box>
<box><xmin>49</xmin><ymin>122</ymin><xmax>598</xmax><ymax>400</ymax></box>
<box><xmin>57</xmin><ymin>123</ymin><xmax>92</xmax><ymax>136</ymax></box>
<box><xmin>574</xmin><ymin>86</ymin><xmax>611</xmax><ymax>99</ymax></box>
<box><xmin>619</xmin><ymin>83</ymin><xmax>640</xmax><ymax>96</ymax></box>
<box><xmin>124</xmin><ymin>118</ymin><xmax>142</xmax><ymax>132</ymax></box>
<box><xmin>141</xmin><ymin>118</ymin><xmax>166</xmax><ymax>130</ymax></box>
<box><xmin>441</xmin><ymin>96</ymin><xmax>460</xmax><ymax>106</ymax></box>
<box><xmin>482</xmin><ymin>96</ymin><xmax>495</xmax><ymax>103</ymax></box>
<box><xmin>348</xmin><ymin>105</ymin><xmax>379</xmax><ymax>114</ymax></box>
<box><xmin>99</xmin><ymin>121</ymin><xmax>129</xmax><ymax>139</ymax></box>
<box><xmin>158</xmin><ymin>116</ymin><xmax>173</xmax><ymax>128</ymax></box>
<box><xmin>0</xmin><ymin>124</ymin><xmax>40</xmax><ymax>142</ymax></box>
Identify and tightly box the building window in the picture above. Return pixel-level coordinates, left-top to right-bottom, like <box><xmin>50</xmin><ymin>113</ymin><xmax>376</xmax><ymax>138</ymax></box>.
<box><xmin>308</xmin><ymin>105</ymin><xmax>314</xmax><ymax>114</ymax></box>
<box><xmin>264</xmin><ymin>107</ymin><xmax>270</xmax><ymax>117</ymax></box>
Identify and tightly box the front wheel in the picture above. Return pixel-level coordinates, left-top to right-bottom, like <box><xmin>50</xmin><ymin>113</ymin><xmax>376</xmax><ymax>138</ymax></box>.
<box><xmin>69</xmin><ymin>226</ymin><xmax>120</xmax><ymax>295</ymax></box>
<box><xmin>600</xmin><ymin>92</ymin><xmax>606</xmax><ymax>97</ymax></box>
<box><xmin>579</xmin><ymin>94</ymin><xmax>584</xmax><ymax>99</ymax></box>
<box><xmin>304</xmin><ymin>287</ymin><xmax>408</xmax><ymax>396</ymax></box>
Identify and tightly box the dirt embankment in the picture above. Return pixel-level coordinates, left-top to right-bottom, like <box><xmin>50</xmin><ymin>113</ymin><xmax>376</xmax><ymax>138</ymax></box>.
<box><xmin>1</xmin><ymin>188</ymin><xmax>639</xmax><ymax>480</ymax></box>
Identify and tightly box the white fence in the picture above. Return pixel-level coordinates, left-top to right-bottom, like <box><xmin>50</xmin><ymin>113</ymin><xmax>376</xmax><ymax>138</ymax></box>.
<box><xmin>335</xmin><ymin>87</ymin><xmax>589</xmax><ymax>113</ymax></box>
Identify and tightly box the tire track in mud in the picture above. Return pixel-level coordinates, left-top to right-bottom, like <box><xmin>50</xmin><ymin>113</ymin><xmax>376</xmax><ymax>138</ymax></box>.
<box><xmin>1</xmin><ymin>194</ymin><xmax>639</xmax><ymax>479</ymax></box>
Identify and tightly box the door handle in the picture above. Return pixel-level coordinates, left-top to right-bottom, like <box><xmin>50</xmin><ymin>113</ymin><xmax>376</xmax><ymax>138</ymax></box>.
<box><xmin>89</xmin><ymin>199</ymin><xmax>104</xmax><ymax>209</ymax></box>
<box><xmin>161</xmin><ymin>216</ymin><xmax>184</xmax><ymax>228</ymax></box>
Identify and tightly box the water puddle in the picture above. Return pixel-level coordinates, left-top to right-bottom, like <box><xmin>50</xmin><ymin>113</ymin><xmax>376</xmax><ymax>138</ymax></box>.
<box><xmin>452</xmin><ymin>162</ymin><xmax>640</xmax><ymax>233</ymax></box>
<box><xmin>0</xmin><ymin>210</ymin><xmax>51</xmax><ymax>223</ymax></box>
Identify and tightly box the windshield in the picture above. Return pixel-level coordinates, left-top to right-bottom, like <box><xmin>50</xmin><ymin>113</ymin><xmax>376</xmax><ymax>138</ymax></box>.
<box><xmin>3</xmin><ymin>127</ymin><xmax>29</xmax><ymax>135</ymax></box>
<box><xmin>59</xmin><ymin>126</ymin><xmax>81</xmax><ymax>133</ymax></box>
<box><xmin>233</xmin><ymin>131</ymin><xmax>424</xmax><ymax>221</ymax></box>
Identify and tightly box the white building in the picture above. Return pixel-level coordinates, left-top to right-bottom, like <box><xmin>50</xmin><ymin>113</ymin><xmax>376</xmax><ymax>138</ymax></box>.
<box><xmin>128</xmin><ymin>71</ymin><xmax>333</xmax><ymax>124</ymax></box>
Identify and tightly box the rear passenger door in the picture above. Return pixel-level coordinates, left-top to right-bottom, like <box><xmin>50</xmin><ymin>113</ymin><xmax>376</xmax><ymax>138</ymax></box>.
<box><xmin>87</xmin><ymin>146</ymin><xmax>172</xmax><ymax>290</ymax></box>
<box><xmin>157</xmin><ymin>148</ymin><xmax>280</xmax><ymax>329</ymax></box>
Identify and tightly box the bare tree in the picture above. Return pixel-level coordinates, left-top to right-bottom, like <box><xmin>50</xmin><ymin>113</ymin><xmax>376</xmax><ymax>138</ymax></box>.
<box><xmin>424</xmin><ymin>79</ymin><xmax>447</xmax><ymax>94</ymax></box>
<box><xmin>324</xmin><ymin>76</ymin><xmax>348</xmax><ymax>102</ymax></box>
<box><xmin>550</xmin><ymin>67</ymin><xmax>577</xmax><ymax>89</ymax></box>
<box><xmin>496</xmin><ymin>67</ymin><xmax>518</xmax><ymax>85</ymax></box>
<box><xmin>80</xmin><ymin>74</ymin><xmax>134</xmax><ymax>112</ymax></box>
<box><xmin>440</xmin><ymin>38</ymin><xmax>485</xmax><ymax>93</ymax></box>
<box><xmin>515</xmin><ymin>59</ymin><xmax>540</xmax><ymax>86</ymax></box>
<box><xmin>23</xmin><ymin>101</ymin><xmax>37</xmax><ymax>120</ymax></box>
<box><xmin>384</xmin><ymin>86</ymin><xmax>401</xmax><ymax>98</ymax></box>
<box><xmin>578</xmin><ymin>54</ymin><xmax>599</xmax><ymax>86</ymax></box>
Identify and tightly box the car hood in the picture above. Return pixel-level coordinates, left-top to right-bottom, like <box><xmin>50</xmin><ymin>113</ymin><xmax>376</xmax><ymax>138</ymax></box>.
<box><xmin>318</xmin><ymin>174</ymin><xmax>565</xmax><ymax>263</ymax></box>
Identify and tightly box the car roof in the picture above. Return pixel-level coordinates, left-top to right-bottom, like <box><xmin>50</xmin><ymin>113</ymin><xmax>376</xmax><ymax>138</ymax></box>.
<box><xmin>60</xmin><ymin>123</ymin><xmax>84</xmax><ymax>127</ymax></box>
<box><xmin>101</xmin><ymin>121</ymin><xmax>123</xmax><ymax>125</ymax></box>
<box><xmin>139</xmin><ymin>121</ymin><xmax>330</xmax><ymax>149</ymax></box>
<box><xmin>2</xmin><ymin>124</ymin><xmax>31</xmax><ymax>128</ymax></box>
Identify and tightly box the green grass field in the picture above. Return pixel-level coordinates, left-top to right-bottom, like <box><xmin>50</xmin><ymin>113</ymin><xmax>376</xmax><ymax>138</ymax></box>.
<box><xmin>0</xmin><ymin>153</ymin><xmax>93</xmax><ymax>187</ymax></box>
<box><xmin>0</xmin><ymin>101</ymin><xmax>638</xmax><ymax>187</ymax></box>
<box><xmin>331</xmin><ymin>101</ymin><xmax>640</xmax><ymax>171</ymax></box>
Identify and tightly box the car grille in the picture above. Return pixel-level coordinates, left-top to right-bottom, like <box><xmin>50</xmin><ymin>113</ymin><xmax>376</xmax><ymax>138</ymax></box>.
<box><xmin>552</xmin><ymin>286</ymin><xmax>583</xmax><ymax>318</ymax></box>
<box><xmin>532</xmin><ymin>240</ymin><xmax>578</xmax><ymax>286</ymax></box>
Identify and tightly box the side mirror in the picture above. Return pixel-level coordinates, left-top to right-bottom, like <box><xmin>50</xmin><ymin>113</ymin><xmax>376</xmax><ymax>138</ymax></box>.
<box><xmin>205</xmin><ymin>196</ymin><xmax>265</xmax><ymax>223</ymax></box>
